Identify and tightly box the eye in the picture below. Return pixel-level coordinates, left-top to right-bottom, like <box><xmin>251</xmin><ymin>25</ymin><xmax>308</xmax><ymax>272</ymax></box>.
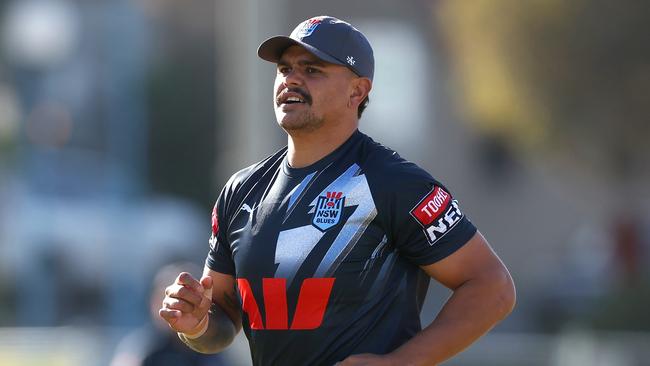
<box><xmin>306</xmin><ymin>67</ymin><xmax>320</xmax><ymax>74</ymax></box>
<box><xmin>278</xmin><ymin>66</ymin><xmax>290</xmax><ymax>75</ymax></box>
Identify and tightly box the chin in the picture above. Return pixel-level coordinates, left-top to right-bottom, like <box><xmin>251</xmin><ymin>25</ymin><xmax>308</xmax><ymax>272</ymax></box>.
<box><xmin>276</xmin><ymin>114</ymin><xmax>297</xmax><ymax>129</ymax></box>
<box><xmin>275</xmin><ymin>109</ymin><xmax>324</xmax><ymax>133</ymax></box>
<box><xmin>278</xmin><ymin>120</ymin><xmax>307</xmax><ymax>132</ymax></box>
<box><xmin>282</xmin><ymin>120</ymin><xmax>323</xmax><ymax>133</ymax></box>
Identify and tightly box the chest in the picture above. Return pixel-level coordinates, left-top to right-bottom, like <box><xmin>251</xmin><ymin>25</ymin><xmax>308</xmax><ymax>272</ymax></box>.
<box><xmin>226</xmin><ymin>164</ymin><xmax>388</xmax><ymax>284</ymax></box>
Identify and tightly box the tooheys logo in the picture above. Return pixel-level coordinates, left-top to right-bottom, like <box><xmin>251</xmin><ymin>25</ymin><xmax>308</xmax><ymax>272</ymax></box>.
<box><xmin>410</xmin><ymin>186</ymin><xmax>464</xmax><ymax>244</ymax></box>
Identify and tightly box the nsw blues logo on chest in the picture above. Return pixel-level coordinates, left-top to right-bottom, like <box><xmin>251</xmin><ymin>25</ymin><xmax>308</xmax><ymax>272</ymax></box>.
<box><xmin>312</xmin><ymin>191</ymin><xmax>345</xmax><ymax>231</ymax></box>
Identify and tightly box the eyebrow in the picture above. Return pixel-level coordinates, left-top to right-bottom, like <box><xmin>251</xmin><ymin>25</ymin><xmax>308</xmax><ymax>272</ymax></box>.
<box><xmin>277</xmin><ymin>59</ymin><xmax>327</xmax><ymax>68</ymax></box>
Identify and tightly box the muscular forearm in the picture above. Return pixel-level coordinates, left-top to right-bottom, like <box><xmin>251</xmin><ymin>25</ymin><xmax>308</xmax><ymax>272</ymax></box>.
<box><xmin>389</xmin><ymin>268</ymin><xmax>515</xmax><ymax>366</ymax></box>
<box><xmin>178</xmin><ymin>303</ymin><xmax>239</xmax><ymax>354</ymax></box>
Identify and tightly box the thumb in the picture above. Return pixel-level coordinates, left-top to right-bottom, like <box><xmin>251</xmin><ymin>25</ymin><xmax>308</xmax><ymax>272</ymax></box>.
<box><xmin>200</xmin><ymin>275</ymin><xmax>212</xmax><ymax>290</ymax></box>
<box><xmin>200</xmin><ymin>276</ymin><xmax>213</xmax><ymax>299</ymax></box>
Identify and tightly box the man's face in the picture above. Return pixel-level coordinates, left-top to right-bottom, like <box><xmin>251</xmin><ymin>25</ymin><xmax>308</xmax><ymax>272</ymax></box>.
<box><xmin>274</xmin><ymin>45</ymin><xmax>356</xmax><ymax>132</ymax></box>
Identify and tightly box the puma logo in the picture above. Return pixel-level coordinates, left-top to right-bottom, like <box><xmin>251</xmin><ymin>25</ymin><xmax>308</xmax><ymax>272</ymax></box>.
<box><xmin>241</xmin><ymin>203</ymin><xmax>257</xmax><ymax>214</ymax></box>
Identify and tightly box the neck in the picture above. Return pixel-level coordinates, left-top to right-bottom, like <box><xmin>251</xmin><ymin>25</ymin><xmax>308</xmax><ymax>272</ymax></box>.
<box><xmin>286</xmin><ymin>123</ymin><xmax>358</xmax><ymax>168</ymax></box>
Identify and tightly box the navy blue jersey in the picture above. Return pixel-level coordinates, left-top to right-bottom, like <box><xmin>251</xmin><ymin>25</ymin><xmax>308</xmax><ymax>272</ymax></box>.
<box><xmin>206</xmin><ymin>130</ymin><xmax>476</xmax><ymax>366</ymax></box>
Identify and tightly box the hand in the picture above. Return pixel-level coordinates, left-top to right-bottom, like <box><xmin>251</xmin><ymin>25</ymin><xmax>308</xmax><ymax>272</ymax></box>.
<box><xmin>159</xmin><ymin>272</ymin><xmax>213</xmax><ymax>334</ymax></box>
<box><xmin>335</xmin><ymin>353</ymin><xmax>399</xmax><ymax>366</ymax></box>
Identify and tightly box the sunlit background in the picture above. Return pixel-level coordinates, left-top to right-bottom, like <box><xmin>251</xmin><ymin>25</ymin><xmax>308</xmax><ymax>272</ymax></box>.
<box><xmin>0</xmin><ymin>0</ymin><xmax>649</xmax><ymax>365</ymax></box>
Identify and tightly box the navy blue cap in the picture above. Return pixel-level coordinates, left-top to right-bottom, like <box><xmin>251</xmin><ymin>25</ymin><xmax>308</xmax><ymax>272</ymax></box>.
<box><xmin>258</xmin><ymin>16</ymin><xmax>374</xmax><ymax>81</ymax></box>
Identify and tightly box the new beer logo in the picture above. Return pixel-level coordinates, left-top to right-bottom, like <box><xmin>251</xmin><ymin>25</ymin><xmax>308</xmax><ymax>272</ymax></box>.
<box><xmin>313</xmin><ymin>191</ymin><xmax>345</xmax><ymax>231</ymax></box>
<box><xmin>410</xmin><ymin>186</ymin><xmax>465</xmax><ymax>245</ymax></box>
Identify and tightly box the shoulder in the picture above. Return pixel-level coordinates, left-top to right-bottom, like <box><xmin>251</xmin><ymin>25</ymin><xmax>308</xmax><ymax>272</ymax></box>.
<box><xmin>357</xmin><ymin>133</ymin><xmax>437</xmax><ymax>190</ymax></box>
<box><xmin>223</xmin><ymin>147</ymin><xmax>287</xmax><ymax>193</ymax></box>
<box><xmin>215</xmin><ymin>147</ymin><xmax>286</xmax><ymax>219</ymax></box>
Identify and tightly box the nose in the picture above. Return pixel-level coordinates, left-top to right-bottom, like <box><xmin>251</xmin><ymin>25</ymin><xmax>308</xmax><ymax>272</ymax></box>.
<box><xmin>276</xmin><ymin>69</ymin><xmax>303</xmax><ymax>97</ymax></box>
<box><xmin>282</xmin><ymin>68</ymin><xmax>303</xmax><ymax>87</ymax></box>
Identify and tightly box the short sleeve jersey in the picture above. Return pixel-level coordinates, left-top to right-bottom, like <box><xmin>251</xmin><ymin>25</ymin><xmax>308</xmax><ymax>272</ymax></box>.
<box><xmin>206</xmin><ymin>130</ymin><xmax>477</xmax><ymax>366</ymax></box>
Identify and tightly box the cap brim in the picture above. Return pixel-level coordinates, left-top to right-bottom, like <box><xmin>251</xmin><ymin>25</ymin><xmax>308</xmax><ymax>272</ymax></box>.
<box><xmin>257</xmin><ymin>36</ymin><xmax>345</xmax><ymax>67</ymax></box>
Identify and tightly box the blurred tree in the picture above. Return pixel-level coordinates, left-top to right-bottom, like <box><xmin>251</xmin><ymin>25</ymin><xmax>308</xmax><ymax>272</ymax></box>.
<box><xmin>435</xmin><ymin>0</ymin><xmax>650</xmax><ymax>332</ymax></box>
<box><xmin>142</xmin><ymin>0</ymin><xmax>217</xmax><ymax>208</ymax></box>
<box><xmin>435</xmin><ymin>0</ymin><xmax>650</xmax><ymax>181</ymax></box>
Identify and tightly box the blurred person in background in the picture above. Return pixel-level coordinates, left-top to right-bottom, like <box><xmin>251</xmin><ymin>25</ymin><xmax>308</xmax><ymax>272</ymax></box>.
<box><xmin>160</xmin><ymin>16</ymin><xmax>515</xmax><ymax>365</ymax></box>
<box><xmin>111</xmin><ymin>261</ymin><xmax>227</xmax><ymax>366</ymax></box>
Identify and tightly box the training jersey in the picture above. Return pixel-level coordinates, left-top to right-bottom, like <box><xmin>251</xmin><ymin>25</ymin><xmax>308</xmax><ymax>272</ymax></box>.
<box><xmin>206</xmin><ymin>130</ymin><xmax>477</xmax><ymax>366</ymax></box>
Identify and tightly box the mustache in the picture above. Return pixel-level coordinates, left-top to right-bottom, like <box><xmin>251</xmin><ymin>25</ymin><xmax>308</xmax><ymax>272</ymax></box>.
<box><xmin>276</xmin><ymin>87</ymin><xmax>312</xmax><ymax>106</ymax></box>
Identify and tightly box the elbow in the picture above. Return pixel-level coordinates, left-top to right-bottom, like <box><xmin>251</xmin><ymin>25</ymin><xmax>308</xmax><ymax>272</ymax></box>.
<box><xmin>494</xmin><ymin>268</ymin><xmax>516</xmax><ymax>321</ymax></box>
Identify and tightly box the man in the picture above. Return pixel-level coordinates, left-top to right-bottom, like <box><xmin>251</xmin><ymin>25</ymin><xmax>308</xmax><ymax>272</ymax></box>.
<box><xmin>160</xmin><ymin>15</ymin><xmax>515</xmax><ymax>366</ymax></box>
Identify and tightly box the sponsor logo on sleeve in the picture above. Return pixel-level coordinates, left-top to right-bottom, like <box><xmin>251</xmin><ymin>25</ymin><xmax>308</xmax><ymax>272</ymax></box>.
<box><xmin>209</xmin><ymin>204</ymin><xmax>219</xmax><ymax>248</ymax></box>
<box><xmin>211</xmin><ymin>204</ymin><xmax>219</xmax><ymax>235</ymax></box>
<box><xmin>410</xmin><ymin>187</ymin><xmax>464</xmax><ymax>245</ymax></box>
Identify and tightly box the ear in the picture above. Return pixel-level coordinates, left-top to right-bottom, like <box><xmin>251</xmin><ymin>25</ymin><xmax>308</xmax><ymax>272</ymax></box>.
<box><xmin>348</xmin><ymin>77</ymin><xmax>372</xmax><ymax>110</ymax></box>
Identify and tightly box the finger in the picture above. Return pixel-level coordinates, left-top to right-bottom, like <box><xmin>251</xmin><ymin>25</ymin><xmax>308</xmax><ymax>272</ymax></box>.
<box><xmin>165</xmin><ymin>283</ymin><xmax>188</xmax><ymax>296</ymax></box>
<box><xmin>176</xmin><ymin>272</ymin><xmax>204</xmax><ymax>292</ymax></box>
<box><xmin>159</xmin><ymin>308</ymin><xmax>181</xmax><ymax>323</ymax></box>
<box><xmin>166</xmin><ymin>284</ymin><xmax>203</xmax><ymax>306</ymax></box>
<box><xmin>162</xmin><ymin>297</ymin><xmax>195</xmax><ymax>314</ymax></box>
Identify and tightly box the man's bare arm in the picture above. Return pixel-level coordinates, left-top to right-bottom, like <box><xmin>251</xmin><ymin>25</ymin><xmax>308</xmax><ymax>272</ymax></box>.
<box><xmin>393</xmin><ymin>231</ymin><xmax>515</xmax><ymax>365</ymax></box>
<box><xmin>339</xmin><ymin>231</ymin><xmax>515</xmax><ymax>366</ymax></box>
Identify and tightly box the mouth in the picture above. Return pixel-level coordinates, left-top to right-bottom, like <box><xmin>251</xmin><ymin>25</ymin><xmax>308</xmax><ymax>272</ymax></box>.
<box><xmin>276</xmin><ymin>89</ymin><xmax>311</xmax><ymax>107</ymax></box>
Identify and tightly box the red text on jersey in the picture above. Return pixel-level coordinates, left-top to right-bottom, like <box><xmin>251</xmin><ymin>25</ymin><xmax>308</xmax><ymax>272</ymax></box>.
<box><xmin>410</xmin><ymin>186</ymin><xmax>451</xmax><ymax>226</ymax></box>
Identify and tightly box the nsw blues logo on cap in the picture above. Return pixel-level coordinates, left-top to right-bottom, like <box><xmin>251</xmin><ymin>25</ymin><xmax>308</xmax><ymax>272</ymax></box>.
<box><xmin>258</xmin><ymin>15</ymin><xmax>375</xmax><ymax>80</ymax></box>
<box><xmin>295</xmin><ymin>17</ymin><xmax>325</xmax><ymax>39</ymax></box>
